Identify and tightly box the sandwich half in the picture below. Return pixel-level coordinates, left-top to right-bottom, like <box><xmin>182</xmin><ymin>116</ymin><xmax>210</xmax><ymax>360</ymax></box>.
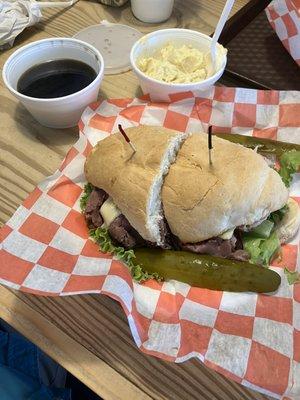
<box><xmin>84</xmin><ymin>125</ymin><xmax>187</xmax><ymax>246</ymax></box>
<box><xmin>163</xmin><ymin>134</ymin><xmax>288</xmax><ymax>241</ymax></box>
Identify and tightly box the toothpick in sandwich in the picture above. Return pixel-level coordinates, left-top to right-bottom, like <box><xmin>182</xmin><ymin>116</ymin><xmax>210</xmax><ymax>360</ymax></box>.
<box><xmin>118</xmin><ymin>124</ymin><xmax>137</xmax><ymax>153</ymax></box>
<box><xmin>208</xmin><ymin>125</ymin><xmax>213</xmax><ymax>165</ymax></box>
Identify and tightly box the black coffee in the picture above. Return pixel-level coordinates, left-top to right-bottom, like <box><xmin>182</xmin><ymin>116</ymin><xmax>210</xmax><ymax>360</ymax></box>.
<box><xmin>17</xmin><ymin>59</ymin><xmax>97</xmax><ymax>99</ymax></box>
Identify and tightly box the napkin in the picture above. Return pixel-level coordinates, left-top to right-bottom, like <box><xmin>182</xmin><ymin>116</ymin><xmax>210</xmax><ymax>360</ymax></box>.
<box><xmin>266</xmin><ymin>0</ymin><xmax>300</xmax><ymax>66</ymax></box>
<box><xmin>0</xmin><ymin>0</ymin><xmax>77</xmax><ymax>48</ymax></box>
<box><xmin>0</xmin><ymin>87</ymin><xmax>299</xmax><ymax>399</ymax></box>
<box><xmin>0</xmin><ymin>0</ymin><xmax>42</xmax><ymax>48</ymax></box>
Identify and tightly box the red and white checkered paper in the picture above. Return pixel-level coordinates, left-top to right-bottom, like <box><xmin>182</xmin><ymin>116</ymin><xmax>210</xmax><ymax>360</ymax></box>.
<box><xmin>266</xmin><ymin>0</ymin><xmax>300</xmax><ymax>66</ymax></box>
<box><xmin>0</xmin><ymin>87</ymin><xmax>300</xmax><ymax>399</ymax></box>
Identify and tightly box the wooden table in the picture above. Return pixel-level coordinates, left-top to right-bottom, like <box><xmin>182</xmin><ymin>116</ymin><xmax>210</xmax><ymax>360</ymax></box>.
<box><xmin>0</xmin><ymin>1</ymin><xmax>272</xmax><ymax>399</ymax></box>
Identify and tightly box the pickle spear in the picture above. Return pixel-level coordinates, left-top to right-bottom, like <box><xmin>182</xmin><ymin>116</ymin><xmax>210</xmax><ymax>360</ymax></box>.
<box><xmin>134</xmin><ymin>249</ymin><xmax>281</xmax><ymax>292</ymax></box>
<box><xmin>214</xmin><ymin>133</ymin><xmax>300</xmax><ymax>157</ymax></box>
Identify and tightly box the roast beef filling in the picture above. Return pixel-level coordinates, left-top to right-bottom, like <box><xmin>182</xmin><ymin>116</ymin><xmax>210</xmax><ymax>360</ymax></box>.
<box><xmin>181</xmin><ymin>237</ymin><xmax>249</xmax><ymax>261</ymax></box>
<box><xmin>84</xmin><ymin>186</ymin><xmax>249</xmax><ymax>260</ymax></box>
<box><xmin>85</xmin><ymin>188</ymin><xmax>145</xmax><ymax>248</ymax></box>
<box><xmin>85</xmin><ymin>188</ymin><xmax>108</xmax><ymax>228</ymax></box>
<box><xmin>108</xmin><ymin>215</ymin><xmax>145</xmax><ymax>249</ymax></box>
<box><xmin>158</xmin><ymin>216</ymin><xmax>181</xmax><ymax>250</ymax></box>
<box><xmin>230</xmin><ymin>250</ymin><xmax>250</xmax><ymax>261</ymax></box>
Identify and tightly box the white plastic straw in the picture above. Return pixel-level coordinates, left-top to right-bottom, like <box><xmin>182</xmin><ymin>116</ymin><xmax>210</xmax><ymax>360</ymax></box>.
<box><xmin>211</xmin><ymin>0</ymin><xmax>235</xmax><ymax>72</ymax></box>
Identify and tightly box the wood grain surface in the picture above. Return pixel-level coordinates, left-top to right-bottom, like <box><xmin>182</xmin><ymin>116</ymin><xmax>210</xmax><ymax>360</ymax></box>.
<box><xmin>0</xmin><ymin>1</ymin><xmax>273</xmax><ymax>399</ymax></box>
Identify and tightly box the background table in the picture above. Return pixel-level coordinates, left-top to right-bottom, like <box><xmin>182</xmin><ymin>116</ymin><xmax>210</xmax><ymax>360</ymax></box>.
<box><xmin>0</xmin><ymin>1</ymin><xmax>273</xmax><ymax>399</ymax></box>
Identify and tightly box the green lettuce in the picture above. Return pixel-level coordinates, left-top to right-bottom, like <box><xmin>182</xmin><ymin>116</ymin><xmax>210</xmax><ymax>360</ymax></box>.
<box><xmin>242</xmin><ymin>231</ymin><xmax>280</xmax><ymax>266</ymax></box>
<box><xmin>242</xmin><ymin>236</ymin><xmax>262</xmax><ymax>264</ymax></box>
<box><xmin>242</xmin><ymin>204</ymin><xmax>289</xmax><ymax>266</ymax></box>
<box><xmin>268</xmin><ymin>204</ymin><xmax>288</xmax><ymax>225</ymax></box>
<box><xmin>279</xmin><ymin>150</ymin><xmax>300</xmax><ymax>187</ymax></box>
<box><xmin>80</xmin><ymin>184</ymin><xmax>161</xmax><ymax>283</ymax></box>
<box><xmin>80</xmin><ymin>183</ymin><xmax>94</xmax><ymax>212</ymax></box>
<box><xmin>259</xmin><ymin>231</ymin><xmax>281</xmax><ymax>265</ymax></box>
<box><xmin>251</xmin><ymin>220</ymin><xmax>274</xmax><ymax>238</ymax></box>
<box><xmin>90</xmin><ymin>227</ymin><xmax>162</xmax><ymax>283</ymax></box>
<box><xmin>284</xmin><ymin>268</ymin><xmax>300</xmax><ymax>285</ymax></box>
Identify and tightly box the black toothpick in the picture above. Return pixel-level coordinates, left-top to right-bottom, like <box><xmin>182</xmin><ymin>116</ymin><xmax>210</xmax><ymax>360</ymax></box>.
<box><xmin>208</xmin><ymin>125</ymin><xmax>213</xmax><ymax>165</ymax></box>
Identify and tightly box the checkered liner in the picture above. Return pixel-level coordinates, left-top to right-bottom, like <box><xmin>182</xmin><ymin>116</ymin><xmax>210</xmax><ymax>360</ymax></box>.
<box><xmin>0</xmin><ymin>87</ymin><xmax>300</xmax><ymax>399</ymax></box>
<box><xmin>266</xmin><ymin>0</ymin><xmax>300</xmax><ymax>66</ymax></box>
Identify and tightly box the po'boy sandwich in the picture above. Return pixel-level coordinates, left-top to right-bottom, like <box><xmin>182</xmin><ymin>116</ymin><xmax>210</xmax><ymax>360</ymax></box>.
<box><xmin>82</xmin><ymin>125</ymin><xmax>300</xmax><ymax>285</ymax></box>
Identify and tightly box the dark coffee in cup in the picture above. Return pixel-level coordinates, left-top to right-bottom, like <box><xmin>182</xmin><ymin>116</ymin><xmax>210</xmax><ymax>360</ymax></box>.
<box><xmin>17</xmin><ymin>59</ymin><xmax>97</xmax><ymax>99</ymax></box>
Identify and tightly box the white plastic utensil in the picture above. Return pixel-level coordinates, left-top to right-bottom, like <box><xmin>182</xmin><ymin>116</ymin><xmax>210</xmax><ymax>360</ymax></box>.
<box><xmin>210</xmin><ymin>0</ymin><xmax>235</xmax><ymax>74</ymax></box>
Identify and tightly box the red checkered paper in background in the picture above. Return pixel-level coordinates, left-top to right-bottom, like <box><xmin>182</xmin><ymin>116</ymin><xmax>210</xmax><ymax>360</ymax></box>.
<box><xmin>0</xmin><ymin>87</ymin><xmax>300</xmax><ymax>399</ymax></box>
<box><xmin>266</xmin><ymin>0</ymin><xmax>300</xmax><ymax>66</ymax></box>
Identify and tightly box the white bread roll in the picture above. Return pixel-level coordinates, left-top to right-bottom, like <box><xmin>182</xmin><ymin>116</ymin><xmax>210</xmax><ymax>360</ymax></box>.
<box><xmin>85</xmin><ymin>126</ymin><xmax>186</xmax><ymax>244</ymax></box>
<box><xmin>276</xmin><ymin>198</ymin><xmax>300</xmax><ymax>244</ymax></box>
<box><xmin>162</xmin><ymin>133</ymin><xmax>289</xmax><ymax>242</ymax></box>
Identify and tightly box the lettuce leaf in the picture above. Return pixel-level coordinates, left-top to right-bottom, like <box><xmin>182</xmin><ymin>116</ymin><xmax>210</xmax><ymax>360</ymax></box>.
<box><xmin>279</xmin><ymin>150</ymin><xmax>300</xmax><ymax>187</ymax></box>
<box><xmin>243</xmin><ymin>203</ymin><xmax>288</xmax><ymax>265</ymax></box>
<box><xmin>259</xmin><ymin>231</ymin><xmax>280</xmax><ymax>265</ymax></box>
<box><xmin>242</xmin><ymin>236</ymin><xmax>263</xmax><ymax>264</ymax></box>
<box><xmin>268</xmin><ymin>204</ymin><xmax>288</xmax><ymax>225</ymax></box>
<box><xmin>284</xmin><ymin>268</ymin><xmax>300</xmax><ymax>285</ymax></box>
<box><xmin>80</xmin><ymin>184</ymin><xmax>162</xmax><ymax>283</ymax></box>
<box><xmin>251</xmin><ymin>220</ymin><xmax>274</xmax><ymax>238</ymax></box>
<box><xmin>90</xmin><ymin>227</ymin><xmax>162</xmax><ymax>283</ymax></box>
<box><xmin>242</xmin><ymin>231</ymin><xmax>280</xmax><ymax>266</ymax></box>
<box><xmin>80</xmin><ymin>183</ymin><xmax>94</xmax><ymax>212</ymax></box>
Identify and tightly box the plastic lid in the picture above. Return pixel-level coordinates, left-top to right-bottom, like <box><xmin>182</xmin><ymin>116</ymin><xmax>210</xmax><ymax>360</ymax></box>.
<box><xmin>73</xmin><ymin>22</ymin><xmax>143</xmax><ymax>75</ymax></box>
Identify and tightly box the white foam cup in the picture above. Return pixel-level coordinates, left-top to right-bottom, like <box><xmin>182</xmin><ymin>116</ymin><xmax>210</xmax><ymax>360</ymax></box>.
<box><xmin>130</xmin><ymin>29</ymin><xmax>227</xmax><ymax>102</ymax></box>
<box><xmin>131</xmin><ymin>0</ymin><xmax>174</xmax><ymax>23</ymax></box>
<box><xmin>2</xmin><ymin>38</ymin><xmax>104</xmax><ymax>128</ymax></box>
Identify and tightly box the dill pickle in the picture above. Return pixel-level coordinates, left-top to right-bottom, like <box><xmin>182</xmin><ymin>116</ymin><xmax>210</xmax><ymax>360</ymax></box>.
<box><xmin>134</xmin><ymin>249</ymin><xmax>281</xmax><ymax>292</ymax></box>
<box><xmin>214</xmin><ymin>133</ymin><xmax>300</xmax><ymax>157</ymax></box>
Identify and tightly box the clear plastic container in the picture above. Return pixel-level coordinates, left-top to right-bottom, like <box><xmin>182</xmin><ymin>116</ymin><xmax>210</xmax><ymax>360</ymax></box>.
<box><xmin>74</xmin><ymin>23</ymin><xmax>142</xmax><ymax>75</ymax></box>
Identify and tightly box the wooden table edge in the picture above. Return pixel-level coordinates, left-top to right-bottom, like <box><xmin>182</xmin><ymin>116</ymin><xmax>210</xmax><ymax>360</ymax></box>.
<box><xmin>0</xmin><ymin>285</ymin><xmax>151</xmax><ymax>400</ymax></box>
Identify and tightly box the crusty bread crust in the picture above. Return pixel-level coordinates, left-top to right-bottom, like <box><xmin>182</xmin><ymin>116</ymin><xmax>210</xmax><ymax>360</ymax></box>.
<box><xmin>84</xmin><ymin>125</ymin><xmax>184</xmax><ymax>242</ymax></box>
<box><xmin>162</xmin><ymin>133</ymin><xmax>289</xmax><ymax>242</ymax></box>
<box><xmin>277</xmin><ymin>198</ymin><xmax>300</xmax><ymax>244</ymax></box>
<box><xmin>85</xmin><ymin>127</ymin><xmax>289</xmax><ymax>244</ymax></box>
